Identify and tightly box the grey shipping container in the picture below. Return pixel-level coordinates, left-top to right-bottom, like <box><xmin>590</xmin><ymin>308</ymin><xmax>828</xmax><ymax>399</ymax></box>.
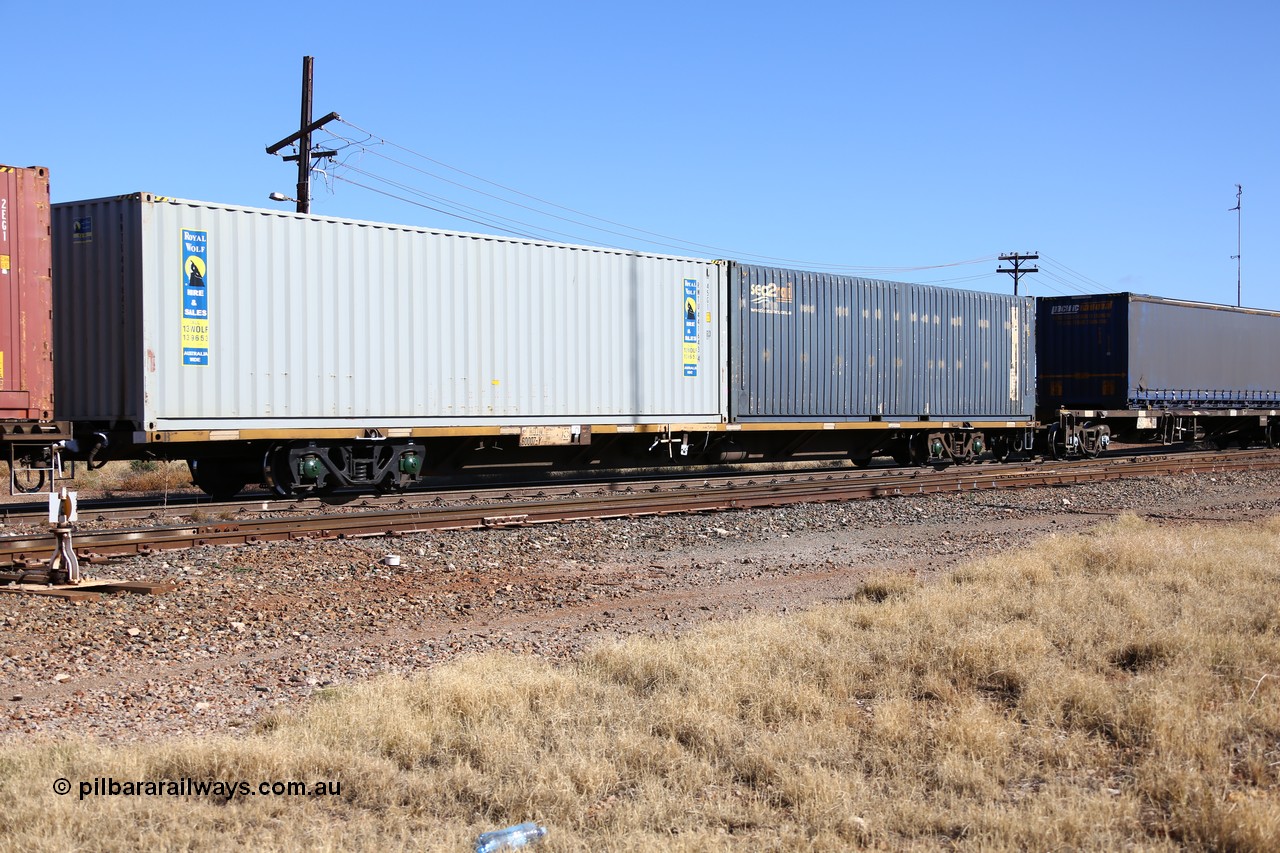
<box><xmin>1036</xmin><ymin>292</ymin><xmax>1280</xmax><ymax>411</ymax></box>
<box><xmin>729</xmin><ymin>264</ymin><xmax>1035</xmax><ymax>422</ymax></box>
<box><xmin>51</xmin><ymin>194</ymin><xmax>725</xmax><ymax>435</ymax></box>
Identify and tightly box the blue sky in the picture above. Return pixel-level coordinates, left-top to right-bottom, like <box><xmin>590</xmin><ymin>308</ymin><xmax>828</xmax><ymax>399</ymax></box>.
<box><xmin>9</xmin><ymin>2</ymin><xmax>1277</xmax><ymax>307</ymax></box>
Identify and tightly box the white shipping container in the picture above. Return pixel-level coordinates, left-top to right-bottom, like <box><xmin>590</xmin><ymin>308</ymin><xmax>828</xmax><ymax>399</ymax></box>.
<box><xmin>52</xmin><ymin>195</ymin><xmax>725</xmax><ymax>432</ymax></box>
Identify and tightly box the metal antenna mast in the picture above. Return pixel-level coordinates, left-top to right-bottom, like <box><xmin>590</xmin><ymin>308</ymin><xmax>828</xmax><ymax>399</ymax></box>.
<box><xmin>266</xmin><ymin>56</ymin><xmax>340</xmax><ymax>214</ymax></box>
<box><xmin>1229</xmin><ymin>184</ymin><xmax>1242</xmax><ymax>307</ymax></box>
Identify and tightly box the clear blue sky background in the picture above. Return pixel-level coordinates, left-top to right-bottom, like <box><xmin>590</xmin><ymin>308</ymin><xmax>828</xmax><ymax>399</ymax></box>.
<box><xmin>8</xmin><ymin>2</ymin><xmax>1277</xmax><ymax>307</ymax></box>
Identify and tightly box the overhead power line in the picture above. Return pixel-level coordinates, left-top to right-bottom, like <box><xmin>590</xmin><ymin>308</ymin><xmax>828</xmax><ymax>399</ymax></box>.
<box><xmin>1039</xmin><ymin>256</ymin><xmax>1107</xmax><ymax>292</ymax></box>
<box><xmin>331</xmin><ymin>175</ymin><xmax>544</xmax><ymax>239</ymax></box>
<box><xmin>321</xmin><ymin>117</ymin><xmax>998</xmax><ymax>274</ymax></box>
<box><xmin>311</xmin><ymin>117</ymin><xmax>1111</xmax><ymax>295</ymax></box>
<box><xmin>1034</xmin><ymin>269</ymin><xmax>1092</xmax><ymax>296</ymax></box>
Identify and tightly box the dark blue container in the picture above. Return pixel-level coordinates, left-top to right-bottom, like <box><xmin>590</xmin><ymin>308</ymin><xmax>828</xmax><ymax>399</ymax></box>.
<box><xmin>729</xmin><ymin>263</ymin><xmax>1036</xmax><ymax>423</ymax></box>
<box><xmin>1036</xmin><ymin>293</ymin><xmax>1280</xmax><ymax>412</ymax></box>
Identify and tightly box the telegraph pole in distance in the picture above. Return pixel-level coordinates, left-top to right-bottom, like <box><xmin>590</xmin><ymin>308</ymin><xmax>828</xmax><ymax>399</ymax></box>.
<box><xmin>997</xmin><ymin>252</ymin><xmax>1039</xmax><ymax>295</ymax></box>
<box><xmin>1229</xmin><ymin>184</ymin><xmax>1241</xmax><ymax>307</ymax></box>
<box><xmin>266</xmin><ymin>56</ymin><xmax>340</xmax><ymax>214</ymax></box>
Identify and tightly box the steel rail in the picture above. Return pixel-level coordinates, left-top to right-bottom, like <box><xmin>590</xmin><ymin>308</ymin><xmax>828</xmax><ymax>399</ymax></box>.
<box><xmin>0</xmin><ymin>450</ymin><xmax>1276</xmax><ymax>570</ymax></box>
<box><xmin>0</xmin><ymin>446</ymin><xmax>1267</xmax><ymax>526</ymax></box>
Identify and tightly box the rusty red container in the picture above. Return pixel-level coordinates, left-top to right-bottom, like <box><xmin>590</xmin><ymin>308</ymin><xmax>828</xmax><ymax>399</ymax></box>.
<box><xmin>0</xmin><ymin>164</ymin><xmax>55</xmax><ymax>421</ymax></box>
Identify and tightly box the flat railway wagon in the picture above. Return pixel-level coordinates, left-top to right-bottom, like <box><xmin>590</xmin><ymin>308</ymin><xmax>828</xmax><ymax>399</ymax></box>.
<box><xmin>46</xmin><ymin>191</ymin><xmax>1038</xmax><ymax>496</ymax></box>
<box><xmin>1036</xmin><ymin>292</ymin><xmax>1280</xmax><ymax>455</ymax></box>
<box><xmin>0</xmin><ymin>164</ymin><xmax>70</xmax><ymax>487</ymax></box>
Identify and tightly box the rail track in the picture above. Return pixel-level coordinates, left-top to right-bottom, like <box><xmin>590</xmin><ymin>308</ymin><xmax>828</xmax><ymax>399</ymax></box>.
<box><xmin>1</xmin><ymin>448</ymin><xmax>1277</xmax><ymax>575</ymax></box>
<box><xmin>0</xmin><ymin>442</ymin><xmax>1217</xmax><ymax>524</ymax></box>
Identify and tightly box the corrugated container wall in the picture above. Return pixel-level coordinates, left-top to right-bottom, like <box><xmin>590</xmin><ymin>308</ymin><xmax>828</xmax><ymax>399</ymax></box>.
<box><xmin>1037</xmin><ymin>293</ymin><xmax>1280</xmax><ymax>410</ymax></box>
<box><xmin>730</xmin><ymin>264</ymin><xmax>1035</xmax><ymax>421</ymax></box>
<box><xmin>52</xmin><ymin>195</ymin><xmax>725</xmax><ymax>430</ymax></box>
<box><xmin>0</xmin><ymin>165</ymin><xmax>55</xmax><ymax>421</ymax></box>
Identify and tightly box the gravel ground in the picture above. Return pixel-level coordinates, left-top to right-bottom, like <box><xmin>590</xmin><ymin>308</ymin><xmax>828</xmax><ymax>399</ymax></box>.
<box><xmin>2</xmin><ymin>468</ymin><xmax>1279</xmax><ymax>742</ymax></box>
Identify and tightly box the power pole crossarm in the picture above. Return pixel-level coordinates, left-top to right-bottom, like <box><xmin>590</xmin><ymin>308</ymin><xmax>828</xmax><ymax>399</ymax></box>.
<box><xmin>265</xmin><ymin>111</ymin><xmax>341</xmax><ymax>156</ymax></box>
<box><xmin>997</xmin><ymin>252</ymin><xmax>1039</xmax><ymax>296</ymax></box>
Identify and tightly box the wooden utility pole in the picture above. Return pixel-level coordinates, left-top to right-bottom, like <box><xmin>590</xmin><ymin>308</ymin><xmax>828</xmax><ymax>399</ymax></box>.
<box><xmin>997</xmin><ymin>252</ymin><xmax>1039</xmax><ymax>296</ymax></box>
<box><xmin>1229</xmin><ymin>184</ymin><xmax>1241</xmax><ymax>307</ymax></box>
<box><xmin>266</xmin><ymin>56</ymin><xmax>340</xmax><ymax>214</ymax></box>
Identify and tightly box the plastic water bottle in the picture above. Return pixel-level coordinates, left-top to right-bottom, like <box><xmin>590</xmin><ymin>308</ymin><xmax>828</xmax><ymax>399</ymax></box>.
<box><xmin>474</xmin><ymin>821</ymin><xmax>547</xmax><ymax>853</ymax></box>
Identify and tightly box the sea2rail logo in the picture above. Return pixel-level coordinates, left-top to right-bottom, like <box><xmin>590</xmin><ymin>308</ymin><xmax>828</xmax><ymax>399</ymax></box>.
<box><xmin>748</xmin><ymin>281</ymin><xmax>794</xmax><ymax>316</ymax></box>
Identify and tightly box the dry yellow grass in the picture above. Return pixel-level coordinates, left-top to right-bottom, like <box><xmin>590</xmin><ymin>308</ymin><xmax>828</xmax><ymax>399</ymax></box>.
<box><xmin>75</xmin><ymin>460</ymin><xmax>195</xmax><ymax>494</ymax></box>
<box><xmin>0</xmin><ymin>459</ymin><xmax>194</xmax><ymax>496</ymax></box>
<box><xmin>2</xmin><ymin>513</ymin><xmax>1278</xmax><ymax>851</ymax></box>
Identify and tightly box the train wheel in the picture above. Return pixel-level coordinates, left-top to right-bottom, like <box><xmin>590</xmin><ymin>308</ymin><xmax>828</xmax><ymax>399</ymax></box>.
<box><xmin>1045</xmin><ymin>424</ymin><xmax>1064</xmax><ymax>460</ymax></box>
<box><xmin>188</xmin><ymin>459</ymin><xmax>247</xmax><ymax>500</ymax></box>
<box><xmin>266</xmin><ymin>446</ymin><xmax>297</xmax><ymax>497</ymax></box>
<box><xmin>267</xmin><ymin>445</ymin><xmax>335</xmax><ymax>496</ymax></box>
<box><xmin>890</xmin><ymin>439</ymin><xmax>912</xmax><ymax>467</ymax></box>
<box><xmin>961</xmin><ymin>433</ymin><xmax>985</xmax><ymax>464</ymax></box>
